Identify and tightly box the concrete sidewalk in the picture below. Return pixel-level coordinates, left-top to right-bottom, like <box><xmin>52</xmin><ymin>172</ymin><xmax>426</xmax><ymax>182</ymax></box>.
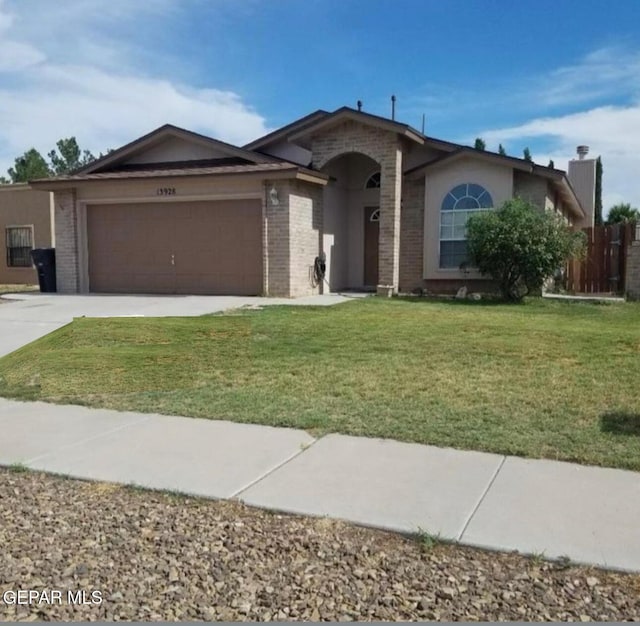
<box><xmin>1</xmin><ymin>398</ymin><xmax>638</xmax><ymax>573</ymax></box>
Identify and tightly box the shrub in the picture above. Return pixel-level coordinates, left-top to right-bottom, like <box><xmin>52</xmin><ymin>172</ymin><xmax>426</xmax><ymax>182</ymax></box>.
<box><xmin>466</xmin><ymin>198</ymin><xmax>586</xmax><ymax>302</ymax></box>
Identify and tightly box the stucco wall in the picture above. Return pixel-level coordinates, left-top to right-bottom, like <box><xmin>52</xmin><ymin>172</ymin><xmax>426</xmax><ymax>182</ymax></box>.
<box><xmin>423</xmin><ymin>156</ymin><xmax>513</xmax><ymax>280</ymax></box>
<box><xmin>323</xmin><ymin>183</ymin><xmax>349</xmax><ymax>290</ymax></box>
<box><xmin>125</xmin><ymin>136</ymin><xmax>234</xmax><ymax>164</ymax></box>
<box><xmin>0</xmin><ymin>185</ymin><xmax>53</xmax><ymax>285</ymax></box>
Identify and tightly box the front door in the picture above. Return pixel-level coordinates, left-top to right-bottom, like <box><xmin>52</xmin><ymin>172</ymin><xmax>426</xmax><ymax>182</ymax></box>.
<box><xmin>364</xmin><ymin>206</ymin><xmax>379</xmax><ymax>287</ymax></box>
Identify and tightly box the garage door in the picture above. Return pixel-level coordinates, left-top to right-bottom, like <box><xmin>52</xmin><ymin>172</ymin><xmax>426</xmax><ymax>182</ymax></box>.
<box><xmin>87</xmin><ymin>200</ymin><xmax>262</xmax><ymax>295</ymax></box>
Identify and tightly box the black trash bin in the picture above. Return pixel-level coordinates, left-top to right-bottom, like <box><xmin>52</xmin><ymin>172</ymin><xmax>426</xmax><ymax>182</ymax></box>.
<box><xmin>30</xmin><ymin>248</ymin><xmax>57</xmax><ymax>293</ymax></box>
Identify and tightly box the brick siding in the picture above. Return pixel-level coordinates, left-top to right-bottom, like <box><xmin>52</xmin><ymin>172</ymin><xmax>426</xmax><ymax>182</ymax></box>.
<box><xmin>312</xmin><ymin>120</ymin><xmax>402</xmax><ymax>295</ymax></box>
<box><xmin>53</xmin><ymin>190</ymin><xmax>79</xmax><ymax>293</ymax></box>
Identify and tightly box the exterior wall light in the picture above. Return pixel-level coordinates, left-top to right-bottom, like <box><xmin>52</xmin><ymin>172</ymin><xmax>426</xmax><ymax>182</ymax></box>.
<box><xmin>269</xmin><ymin>185</ymin><xmax>279</xmax><ymax>206</ymax></box>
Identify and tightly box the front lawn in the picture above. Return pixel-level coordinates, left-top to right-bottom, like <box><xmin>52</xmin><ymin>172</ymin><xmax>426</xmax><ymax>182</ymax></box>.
<box><xmin>1</xmin><ymin>297</ymin><xmax>639</xmax><ymax>470</ymax></box>
<box><xmin>0</xmin><ymin>284</ymin><xmax>38</xmax><ymax>295</ymax></box>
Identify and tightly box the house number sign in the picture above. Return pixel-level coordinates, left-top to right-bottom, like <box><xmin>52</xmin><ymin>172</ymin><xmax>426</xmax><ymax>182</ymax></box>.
<box><xmin>156</xmin><ymin>187</ymin><xmax>176</xmax><ymax>196</ymax></box>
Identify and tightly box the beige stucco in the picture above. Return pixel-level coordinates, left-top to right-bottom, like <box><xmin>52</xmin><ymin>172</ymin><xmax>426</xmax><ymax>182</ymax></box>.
<box><xmin>124</xmin><ymin>135</ymin><xmax>233</xmax><ymax>164</ymax></box>
<box><xmin>423</xmin><ymin>156</ymin><xmax>513</xmax><ymax>280</ymax></box>
<box><xmin>0</xmin><ymin>184</ymin><xmax>53</xmax><ymax>284</ymax></box>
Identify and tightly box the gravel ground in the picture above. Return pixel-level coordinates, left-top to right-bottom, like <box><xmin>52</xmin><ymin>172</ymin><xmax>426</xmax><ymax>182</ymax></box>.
<box><xmin>1</xmin><ymin>468</ymin><xmax>639</xmax><ymax>622</ymax></box>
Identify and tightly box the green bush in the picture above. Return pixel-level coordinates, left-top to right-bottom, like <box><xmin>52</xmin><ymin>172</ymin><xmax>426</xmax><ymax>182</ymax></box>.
<box><xmin>466</xmin><ymin>198</ymin><xmax>586</xmax><ymax>302</ymax></box>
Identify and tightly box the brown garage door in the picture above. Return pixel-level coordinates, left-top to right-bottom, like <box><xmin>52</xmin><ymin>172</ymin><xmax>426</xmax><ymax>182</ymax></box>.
<box><xmin>87</xmin><ymin>200</ymin><xmax>262</xmax><ymax>295</ymax></box>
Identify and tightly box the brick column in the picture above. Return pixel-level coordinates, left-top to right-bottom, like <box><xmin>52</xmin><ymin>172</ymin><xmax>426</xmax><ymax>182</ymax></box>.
<box><xmin>53</xmin><ymin>189</ymin><xmax>79</xmax><ymax>293</ymax></box>
<box><xmin>625</xmin><ymin>240</ymin><xmax>640</xmax><ymax>300</ymax></box>
<box><xmin>377</xmin><ymin>146</ymin><xmax>402</xmax><ymax>296</ymax></box>
<box><xmin>263</xmin><ymin>180</ymin><xmax>290</xmax><ymax>297</ymax></box>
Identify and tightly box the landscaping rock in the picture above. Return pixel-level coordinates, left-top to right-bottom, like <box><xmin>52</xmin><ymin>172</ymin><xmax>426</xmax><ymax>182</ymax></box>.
<box><xmin>0</xmin><ymin>469</ymin><xmax>638</xmax><ymax>621</ymax></box>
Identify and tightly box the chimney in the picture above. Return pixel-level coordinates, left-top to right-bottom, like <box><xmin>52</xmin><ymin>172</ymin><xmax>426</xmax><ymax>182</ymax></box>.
<box><xmin>568</xmin><ymin>145</ymin><xmax>597</xmax><ymax>228</ymax></box>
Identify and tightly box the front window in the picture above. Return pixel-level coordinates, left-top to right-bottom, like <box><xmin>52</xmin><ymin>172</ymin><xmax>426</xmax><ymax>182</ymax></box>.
<box><xmin>439</xmin><ymin>183</ymin><xmax>493</xmax><ymax>268</ymax></box>
<box><xmin>6</xmin><ymin>226</ymin><xmax>33</xmax><ymax>267</ymax></box>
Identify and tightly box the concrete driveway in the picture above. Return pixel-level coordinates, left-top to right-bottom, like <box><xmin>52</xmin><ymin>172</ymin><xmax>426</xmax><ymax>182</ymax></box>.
<box><xmin>0</xmin><ymin>292</ymin><xmax>355</xmax><ymax>357</ymax></box>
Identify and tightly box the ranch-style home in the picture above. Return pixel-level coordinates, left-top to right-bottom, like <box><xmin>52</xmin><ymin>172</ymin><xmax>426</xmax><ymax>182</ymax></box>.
<box><xmin>29</xmin><ymin>106</ymin><xmax>597</xmax><ymax>297</ymax></box>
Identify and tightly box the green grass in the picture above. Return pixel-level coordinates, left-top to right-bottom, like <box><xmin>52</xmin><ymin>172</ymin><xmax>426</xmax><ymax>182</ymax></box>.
<box><xmin>0</xmin><ymin>283</ymin><xmax>38</xmax><ymax>295</ymax></box>
<box><xmin>0</xmin><ymin>297</ymin><xmax>639</xmax><ymax>470</ymax></box>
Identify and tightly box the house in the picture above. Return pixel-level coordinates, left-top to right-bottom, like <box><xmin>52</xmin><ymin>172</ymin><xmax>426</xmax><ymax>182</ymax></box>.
<box><xmin>30</xmin><ymin>107</ymin><xmax>594</xmax><ymax>297</ymax></box>
<box><xmin>0</xmin><ymin>184</ymin><xmax>54</xmax><ymax>285</ymax></box>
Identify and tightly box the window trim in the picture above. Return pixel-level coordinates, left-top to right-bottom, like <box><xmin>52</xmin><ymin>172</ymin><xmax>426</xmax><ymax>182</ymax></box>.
<box><xmin>5</xmin><ymin>224</ymin><xmax>34</xmax><ymax>269</ymax></box>
<box><xmin>438</xmin><ymin>183</ymin><xmax>493</xmax><ymax>270</ymax></box>
<box><xmin>364</xmin><ymin>170</ymin><xmax>381</xmax><ymax>189</ymax></box>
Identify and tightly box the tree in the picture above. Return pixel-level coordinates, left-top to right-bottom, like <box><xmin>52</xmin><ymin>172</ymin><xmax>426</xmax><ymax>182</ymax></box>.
<box><xmin>3</xmin><ymin>137</ymin><xmax>97</xmax><ymax>183</ymax></box>
<box><xmin>548</xmin><ymin>159</ymin><xmax>555</xmax><ymax>169</ymax></box>
<box><xmin>466</xmin><ymin>198</ymin><xmax>586</xmax><ymax>302</ymax></box>
<box><xmin>48</xmin><ymin>137</ymin><xmax>96</xmax><ymax>175</ymax></box>
<box><xmin>605</xmin><ymin>203</ymin><xmax>639</xmax><ymax>225</ymax></box>
<box><xmin>523</xmin><ymin>147</ymin><xmax>532</xmax><ymax>162</ymax></box>
<box><xmin>594</xmin><ymin>156</ymin><xmax>603</xmax><ymax>225</ymax></box>
<box><xmin>498</xmin><ymin>144</ymin><xmax>507</xmax><ymax>156</ymax></box>
<box><xmin>7</xmin><ymin>148</ymin><xmax>51</xmax><ymax>183</ymax></box>
<box><xmin>474</xmin><ymin>137</ymin><xmax>486</xmax><ymax>150</ymax></box>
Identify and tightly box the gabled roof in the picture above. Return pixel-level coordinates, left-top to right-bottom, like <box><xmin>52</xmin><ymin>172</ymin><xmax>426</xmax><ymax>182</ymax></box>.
<box><xmin>244</xmin><ymin>109</ymin><xmax>330</xmax><ymax>151</ymax></box>
<box><xmin>74</xmin><ymin>123</ymin><xmax>276</xmax><ymax>176</ymax></box>
<box><xmin>406</xmin><ymin>146</ymin><xmax>584</xmax><ymax>219</ymax></box>
<box><xmin>287</xmin><ymin>106</ymin><xmax>426</xmax><ymax>146</ymax></box>
<box><xmin>405</xmin><ymin>146</ymin><xmax>536</xmax><ymax>177</ymax></box>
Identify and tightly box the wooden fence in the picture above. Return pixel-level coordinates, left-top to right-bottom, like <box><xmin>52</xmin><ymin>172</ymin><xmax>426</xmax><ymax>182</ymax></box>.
<box><xmin>566</xmin><ymin>222</ymin><xmax>636</xmax><ymax>294</ymax></box>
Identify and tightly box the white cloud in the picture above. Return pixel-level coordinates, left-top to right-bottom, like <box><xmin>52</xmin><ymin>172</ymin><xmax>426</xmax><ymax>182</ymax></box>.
<box><xmin>0</xmin><ymin>0</ymin><xmax>269</xmax><ymax>177</ymax></box>
<box><xmin>528</xmin><ymin>46</ymin><xmax>640</xmax><ymax>108</ymax></box>
<box><xmin>480</xmin><ymin>103</ymin><xmax>640</xmax><ymax>211</ymax></box>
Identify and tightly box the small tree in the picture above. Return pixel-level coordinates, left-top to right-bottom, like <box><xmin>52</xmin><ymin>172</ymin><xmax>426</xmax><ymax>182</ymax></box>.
<box><xmin>548</xmin><ymin>159</ymin><xmax>555</xmax><ymax>168</ymax></box>
<box><xmin>523</xmin><ymin>147</ymin><xmax>532</xmax><ymax>162</ymax></box>
<box><xmin>474</xmin><ymin>137</ymin><xmax>486</xmax><ymax>150</ymax></box>
<box><xmin>466</xmin><ymin>198</ymin><xmax>586</xmax><ymax>302</ymax></box>
<box><xmin>498</xmin><ymin>144</ymin><xmax>507</xmax><ymax>156</ymax></box>
<box><xmin>606</xmin><ymin>203</ymin><xmax>639</xmax><ymax>225</ymax></box>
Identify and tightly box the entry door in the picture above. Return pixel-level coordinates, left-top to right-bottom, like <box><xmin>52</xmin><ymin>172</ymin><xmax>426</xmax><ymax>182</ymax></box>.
<box><xmin>364</xmin><ymin>206</ymin><xmax>380</xmax><ymax>287</ymax></box>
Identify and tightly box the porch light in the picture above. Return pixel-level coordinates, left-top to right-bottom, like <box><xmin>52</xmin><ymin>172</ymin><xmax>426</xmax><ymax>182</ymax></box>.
<box><xmin>269</xmin><ymin>185</ymin><xmax>279</xmax><ymax>206</ymax></box>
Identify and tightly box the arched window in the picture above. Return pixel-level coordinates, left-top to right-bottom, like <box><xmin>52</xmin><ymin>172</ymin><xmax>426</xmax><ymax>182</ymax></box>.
<box><xmin>369</xmin><ymin>208</ymin><xmax>380</xmax><ymax>222</ymax></box>
<box><xmin>440</xmin><ymin>183</ymin><xmax>493</xmax><ymax>269</ymax></box>
<box><xmin>365</xmin><ymin>171</ymin><xmax>381</xmax><ymax>189</ymax></box>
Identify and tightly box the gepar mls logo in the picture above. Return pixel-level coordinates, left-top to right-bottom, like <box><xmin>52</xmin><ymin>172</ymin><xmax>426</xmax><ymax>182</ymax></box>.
<box><xmin>2</xmin><ymin>589</ymin><xmax>103</xmax><ymax>606</ymax></box>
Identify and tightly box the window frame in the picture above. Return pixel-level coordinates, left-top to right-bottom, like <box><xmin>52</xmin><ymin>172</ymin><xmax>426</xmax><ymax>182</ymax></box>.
<box><xmin>5</xmin><ymin>224</ymin><xmax>34</xmax><ymax>268</ymax></box>
<box><xmin>364</xmin><ymin>171</ymin><xmax>381</xmax><ymax>189</ymax></box>
<box><xmin>438</xmin><ymin>183</ymin><xmax>493</xmax><ymax>270</ymax></box>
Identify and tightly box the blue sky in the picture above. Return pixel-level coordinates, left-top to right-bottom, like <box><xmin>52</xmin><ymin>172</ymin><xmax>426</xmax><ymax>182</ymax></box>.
<box><xmin>1</xmin><ymin>0</ymin><xmax>640</xmax><ymax>211</ymax></box>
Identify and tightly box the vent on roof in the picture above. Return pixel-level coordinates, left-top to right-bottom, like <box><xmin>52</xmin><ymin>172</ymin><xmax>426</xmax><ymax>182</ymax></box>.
<box><xmin>576</xmin><ymin>145</ymin><xmax>589</xmax><ymax>160</ymax></box>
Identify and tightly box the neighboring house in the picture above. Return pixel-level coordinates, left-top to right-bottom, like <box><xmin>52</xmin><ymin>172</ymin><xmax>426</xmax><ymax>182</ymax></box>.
<box><xmin>30</xmin><ymin>107</ymin><xmax>594</xmax><ymax>297</ymax></box>
<box><xmin>0</xmin><ymin>184</ymin><xmax>54</xmax><ymax>285</ymax></box>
